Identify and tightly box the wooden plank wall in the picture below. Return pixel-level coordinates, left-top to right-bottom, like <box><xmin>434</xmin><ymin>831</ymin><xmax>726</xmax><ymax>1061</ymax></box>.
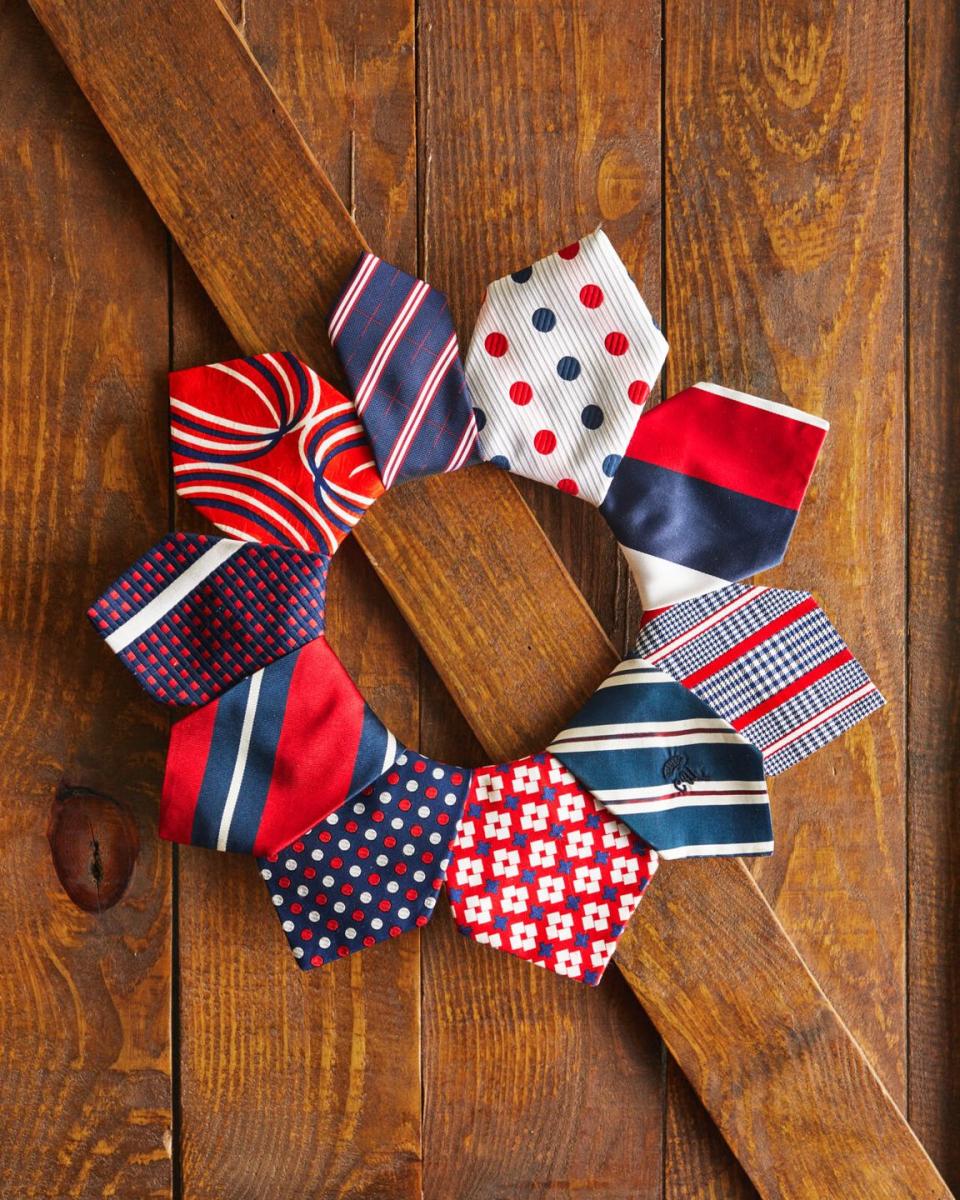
<box><xmin>0</xmin><ymin>0</ymin><xmax>956</xmax><ymax>1197</ymax></box>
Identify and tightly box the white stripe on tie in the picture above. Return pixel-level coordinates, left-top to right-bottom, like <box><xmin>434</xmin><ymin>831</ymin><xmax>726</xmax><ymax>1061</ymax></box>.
<box><xmin>656</xmin><ymin>840</ymin><xmax>773</xmax><ymax>860</ymax></box>
<box><xmin>216</xmin><ymin>670</ymin><xmax>264</xmax><ymax>851</ymax></box>
<box><xmin>105</xmin><ymin>540</ymin><xmax>241</xmax><ymax>651</ymax></box>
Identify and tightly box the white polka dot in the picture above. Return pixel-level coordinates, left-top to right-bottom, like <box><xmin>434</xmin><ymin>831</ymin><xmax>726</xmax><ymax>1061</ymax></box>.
<box><xmin>439</xmin><ymin>857</ymin><xmax>449</xmax><ymax>872</ymax></box>
<box><xmin>360</xmin><ymin>891</ymin><xmax>372</xmax><ymax>903</ymax></box>
<box><xmin>429</xmin><ymin>832</ymin><xmax>441</xmax><ymax>845</ymax></box>
<box><xmin>260</xmin><ymin>868</ymin><xmax>272</xmax><ymax>880</ymax></box>
<box><xmin>349</xmin><ymin>865</ymin><xmax>361</xmax><ymax>878</ymax></box>
<box><xmin>338</xmin><ymin>838</ymin><xmax>350</xmax><ymax>851</ymax></box>
<box><xmin>391</xmin><ymin>817</ymin><xmax>404</xmax><ymax>830</ymax></box>
<box><xmin>432</xmin><ymin>767</ymin><xmax>444</xmax><ymax>780</ymax></box>
<box><xmin>397</xmin><ymin>907</ymin><xmax>410</xmax><ymax>920</ymax></box>
<box><xmin>323</xmin><ymin>875</ymin><xmax>334</xmax><ymax>888</ymax></box>
<box><xmin>318</xmin><ymin>936</ymin><xmax>331</xmax><ymax>949</ymax></box>
<box><xmin>371</xmin><ymin>918</ymin><xmax>383</xmax><ymax>930</ymax></box>
<box><xmin>285</xmin><ymin>858</ymin><xmax>298</xmax><ymax>870</ymax></box>
<box><xmin>414</xmin><ymin>870</ymin><xmax>426</xmax><ymax>882</ymax></box>
<box><xmin>379</xmin><ymin>791</ymin><xmax>392</xmax><ymax>803</ymax></box>
<box><xmin>344</xmin><ymin>928</ymin><xmax>356</xmax><ymax>940</ymax></box>
<box><xmin>387</xmin><ymin>881</ymin><xmax>400</xmax><ymax>894</ymax></box>
<box><xmin>327</xmin><ymin>812</ymin><xmax>338</xmax><ymax>824</ymax></box>
<box><xmin>293</xmin><ymin>946</ymin><xmax>304</xmax><ymax>959</ymax></box>
<box><xmin>377</xmin><ymin>854</ymin><xmax>389</xmax><ymax>866</ymax></box>
<box><xmin>308</xmin><ymin>910</ymin><xmax>320</xmax><ymax>923</ymax></box>
<box><xmin>418</xmin><ymin>806</ymin><xmax>430</xmax><ymax>818</ymax></box>
<box><xmin>397</xmin><ymin>754</ymin><xmax>409</xmax><ymax>765</ymax></box>
<box><xmin>297</xmin><ymin>885</ymin><xmax>308</xmax><ymax>897</ymax></box>
<box><xmin>406</xmin><ymin>780</ymin><xmax>419</xmax><ymax>793</ymax></box>
<box><xmin>403</xmin><ymin>844</ymin><xmax>415</xmax><ymax>856</ymax></box>
<box><xmin>353</xmin><ymin>801</ymin><xmax>366</xmax><ymax>814</ymax></box>
<box><xmin>272</xmin><ymin>895</ymin><xmax>283</xmax><ymax>906</ymax></box>
<box><xmin>364</xmin><ymin>828</ymin><xmax>378</xmax><ymax>841</ymax></box>
<box><xmin>282</xmin><ymin>920</ymin><xmax>294</xmax><ymax>932</ymax></box>
<box><xmin>311</xmin><ymin>849</ymin><xmax>324</xmax><ymax>861</ymax></box>
<box><xmin>424</xmin><ymin>896</ymin><xmax>437</xmax><ymax>909</ymax></box>
<box><xmin>334</xmin><ymin>901</ymin><xmax>346</xmax><ymax>913</ymax></box>
<box><xmin>445</xmin><ymin>793</ymin><xmax>457</xmax><ymax>805</ymax></box>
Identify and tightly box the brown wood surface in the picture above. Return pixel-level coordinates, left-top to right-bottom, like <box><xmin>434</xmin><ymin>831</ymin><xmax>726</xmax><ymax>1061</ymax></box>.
<box><xmin>0</xmin><ymin>4</ymin><xmax>173</xmax><ymax>1196</ymax></box>
<box><xmin>907</xmin><ymin>0</ymin><xmax>960</xmax><ymax>1184</ymax></box>
<box><xmin>3</xmin><ymin>0</ymin><xmax>956</xmax><ymax>1195</ymax></box>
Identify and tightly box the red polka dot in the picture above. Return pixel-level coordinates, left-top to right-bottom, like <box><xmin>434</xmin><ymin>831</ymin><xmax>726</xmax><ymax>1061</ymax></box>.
<box><xmin>389</xmin><ymin>926</ymin><xmax>403</xmax><ymax>938</ymax></box>
<box><xmin>557</xmin><ymin>478</ymin><xmax>579</xmax><ymax>496</ymax></box>
<box><xmin>363</xmin><ymin>936</ymin><xmax>376</xmax><ymax>948</ymax></box>
<box><xmin>484</xmin><ymin>331</ymin><xmax>509</xmax><ymax>357</ymax></box>
<box><xmin>413</xmin><ymin>760</ymin><xmax>426</xmax><ymax>773</ymax></box>
<box><xmin>451</xmin><ymin>773</ymin><xmax>463</xmax><ymax>785</ymax></box>
<box><xmin>579</xmin><ymin>284</ymin><xmax>604</xmax><ymax>307</ymax></box>
<box><xmin>558</xmin><ymin>241</ymin><xmax>580</xmax><ymax>260</ymax></box>
<box><xmin>628</xmin><ymin>380</ymin><xmax>650</xmax><ymax>405</ymax></box>
<box><xmin>300</xmin><ymin>929</ymin><xmax>313</xmax><ymax>941</ymax></box>
<box><xmin>509</xmin><ymin>381</ymin><xmax>533</xmax><ymax>406</ymax></box>
<box><xmin>337</xmin><ymin>946</ymin><xmax>350</xmax><ymax>958</ymax></box>
<box><xmin>311</xmin><ymin>954</ymin><xmax>324</xmax><ymax>967</ymax></box>
<box><xmin>605</xmin><ymin>331</ymin><xmax>629</xmax><ymax>356</ymax></box>
<box><xmin>533</xmin><ymin>429</ymin><xmax>557</xmax><ymax>455</ymax></box>
<box><xmin>378</xmin><ymin>899</ymin><xmax>392</xmax><ymax>912</ymax></box>
<box><xmin>415</xmin><ymin>915</ymin><xmax>429</xmax><ymax>927</ymax></box>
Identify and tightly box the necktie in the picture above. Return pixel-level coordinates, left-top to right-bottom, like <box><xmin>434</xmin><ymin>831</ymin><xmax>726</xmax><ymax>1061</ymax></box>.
<box><xmin>328</xmin><ymin>252</ymin><xmax>480</xmax><ymax>487</ymax></box>
<box><xmin>87</xmin><ymin>532</ymin><xmax>329</xmax><ymax>705</ymax></box>
<box><xmin>548</xmin><ymin>659</ymin><xmax>771</xmax><ymax>858</ymax></box>
<box><xmin>160</xmin><ymin>637</ymin><xmax>402</xmax><ymax>855</ymax></box>
<box><xmin>464</xmin><ymin>229</ymin><xmax>668</xmax><ymax>505</ymax></box>
<box><xmin>261</xmin><ymin>751</ymin><xmax>470</xmax><ymax>967</ymax></box>
<box><xmin>170</xmin><ymin>350</ymin><xmax>382</xmax><ymax>552</ymax></box>
<box><xmin>447</xmin><ymin>753</ymin><xmax>658</xmax><ymax>984</ymax></box>
<box><xmin>633</xmin><ymin>583</ymin><xmax>885</xmax><ymax>775</ymax></box>
<box><xmin>599</xmin><ymin>383</ymin><xmax>829</xmax><ymax>610</ymax></box>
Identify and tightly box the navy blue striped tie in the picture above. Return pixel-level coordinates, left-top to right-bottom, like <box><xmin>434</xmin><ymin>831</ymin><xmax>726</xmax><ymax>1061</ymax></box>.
<box><xmin>548</xmin><ymin>657</ymin><xmax>771</xmax><ymax>859</ymax></box>
<box><xmin>328</xmin><ymin>252</ymin><xmax>480</xmax><ymax>487</ymax></box>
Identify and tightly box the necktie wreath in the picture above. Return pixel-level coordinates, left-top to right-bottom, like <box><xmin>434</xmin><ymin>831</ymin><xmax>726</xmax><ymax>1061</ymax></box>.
<box><xmin>89</xmin><ymin>230</ymin><xmax>884</xmax><ymax>985</ymax></box>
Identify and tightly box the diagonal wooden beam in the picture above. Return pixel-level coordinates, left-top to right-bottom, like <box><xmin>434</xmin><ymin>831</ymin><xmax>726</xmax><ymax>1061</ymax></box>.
<box><xmin>27</xmin><ymin>1</ymin><xmax>949</xmax><ymax>1196</ymax></box>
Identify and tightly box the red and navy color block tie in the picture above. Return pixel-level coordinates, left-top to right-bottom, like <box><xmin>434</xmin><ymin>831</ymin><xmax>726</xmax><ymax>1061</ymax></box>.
<box><xmin>171</xmin><ymin>351</ymin><xmax>383</xmax><ymax>553</ymax></box>
<box><xmin>549</xmin><ymin>659</ymin><xmax>771</xmax><ymax>859</ymax></box>
<box><xmin>328</xmin><ymin>252</ymin><xmax>480</xmax><ymax>488</ymax></box>
<box><xmin>633</xmin><ymin>583</ymin><xmax>885</xmax><ymax>775</ymax></box>
<box><xmin>260</xmin><ymin>751</ymin><xmax>470</xmax><ymax>967</ymax></box>
<box><xmin>160</xmin><ymin>637</ymin><xmax>402</xmax><ymax>855</ymax></box>
<box><xmin>447</xmin><ymin>753</ymin><xmax>658</xmax><ymax>984</ymax></box>
<box><xmin>87</xmin><ymin>533</ymin><xmax>329</xmax><ymax>706</ymax></box>
<box><xmin>600</xmin><ymin>383</ymin><xmax>828</xmax><ymax>610</ymax></box>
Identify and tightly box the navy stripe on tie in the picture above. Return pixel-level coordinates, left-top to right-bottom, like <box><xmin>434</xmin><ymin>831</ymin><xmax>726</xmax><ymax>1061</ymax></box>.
<box><xmin>616</xmin><ymin>801</ymin><xmax>773</xmax><ymax>859</ymax></box>
<box><xmin>349</xmin><ymin>706</ymin><xmax>402</xmax><ymax>794</ymax></box>
<box><xmin>600</xmin><ymin>457</ymin><xmax>799</xmax><ymax>580</ymax></box>
<box><xmin>191</xmin><ymin>650</ymin><xmax>299</xmax><ymax>853</ymax></box>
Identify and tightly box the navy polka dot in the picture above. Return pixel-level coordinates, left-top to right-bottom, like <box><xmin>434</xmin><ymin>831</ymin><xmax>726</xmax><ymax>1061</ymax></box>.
<box><xmin>602</xmin><ymin>454</ymin><xmax>622</xmax><ymax>478</ymax></box>
<box><xmin>532</xmin><ymin>307</ymin><xmax>556</xmax><ymax>332</ymax></box>
<box><xmin>581</xmin><ymin>404</ymin><xmax>604</xmax><ymax>430</ymax></box>
<box><xmin>511</xmin><ymin>266</ymin><xmax>533</xmax><ymax>284</ymax></box>
<box><xmin>490</xmin><ymin>455</ymin><xmax>511</xmax><ymax>470</ymax></box>
<box><xmin>473</xmin><ymin>406</ymin><xmax>486</xmax><ymax>432</ymax></box>
<box><xmin>556</xmin><ymin>356</ymin><xmax>581</xmax><ymax>381</ymax></box>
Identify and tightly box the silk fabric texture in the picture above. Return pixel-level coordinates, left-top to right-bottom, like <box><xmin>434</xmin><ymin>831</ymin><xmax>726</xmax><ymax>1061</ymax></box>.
<box><xmin>88</xmin><ymin>231</ymin><xmax>883</xmax><ymax>982</ymax></box>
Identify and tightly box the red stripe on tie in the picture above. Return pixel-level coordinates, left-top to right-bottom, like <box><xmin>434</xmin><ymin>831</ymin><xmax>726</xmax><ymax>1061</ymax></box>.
<box><xmin>624</xmin><ymin>386</ymin><xmax>827</xmax><ymax>511</ymax></box>
<box><xmin>255</xmin><ymin>637</ymin><xmax>365</xmax><ymax>856</ymax></box>
<box><xmin>160</xmin><ymin>699</ymin><xmax>219</xmax><ymax>845</ymax></box>
<box><xmin>681</xmin><ymin>596</ymin><xmax>820</xmax><ymax>689</ymax></box>
<box><xmin>732</xmin><ymin>648</ymin><xmax>854</xmax><ymax>729</ymax></box>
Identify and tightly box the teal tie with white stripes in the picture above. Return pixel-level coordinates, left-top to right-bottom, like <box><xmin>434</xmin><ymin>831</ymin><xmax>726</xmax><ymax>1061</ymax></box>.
<box><xmin>548</xmin><ymin>657</ymin><xmax>771</xmax><ymax>859</ymax></box>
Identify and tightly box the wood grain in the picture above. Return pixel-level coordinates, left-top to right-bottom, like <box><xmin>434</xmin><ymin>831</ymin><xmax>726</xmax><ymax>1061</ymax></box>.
<box><xmin>22</xmin><ymin>0</ymin><xmax>951</xmax><ymax>1196</ymax></box>
<box><xmin>0</xmin><ymin>3</ymin><xmax>172</xmax><ymax>1196</ymax></box>
<box><xmin>662</xmin><ymin>0</ymin><xmax>907</xmax><ymax>1192</ymax></box>
<box><xmin>907</xmin><ymin>0</ymin><xmax>960</xmax><ymax>1187</ymax></box>
<box><xmin>170</xmin><ymin>4</ymin><xmax>424</xmax><ymax>1197</ymax></box>
<box><xmin>416</xmin><ymin>5</ymin><xmax>663</xmax><ymax>1194</ymax></box>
